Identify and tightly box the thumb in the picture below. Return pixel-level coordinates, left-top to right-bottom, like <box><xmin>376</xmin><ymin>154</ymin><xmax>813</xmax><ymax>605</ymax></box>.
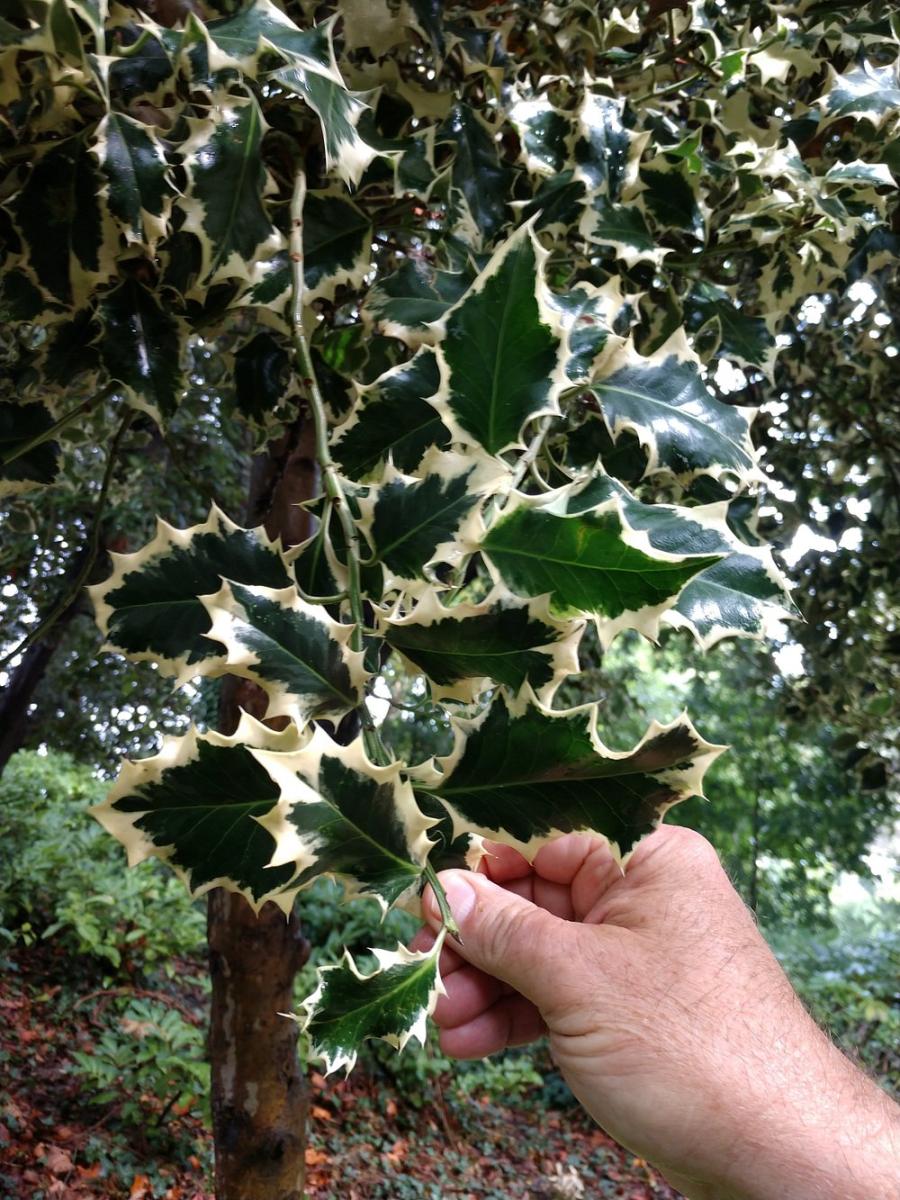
<box><xmin>424</xmin><ymin>869</ymin><xmax>571</xmax><ymax>1006</ymax></box>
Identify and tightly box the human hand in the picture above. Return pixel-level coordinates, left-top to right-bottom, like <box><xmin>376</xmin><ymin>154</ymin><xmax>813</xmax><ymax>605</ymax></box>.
<box><xmin>412</xmin><ymin>826</ymin><xmax>900</xmax><ymax>1200</ymax></box>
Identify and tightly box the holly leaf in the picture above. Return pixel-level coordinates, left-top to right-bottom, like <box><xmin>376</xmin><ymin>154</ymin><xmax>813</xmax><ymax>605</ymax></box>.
<box><xmin>363</xmin><ymin>260</ymin><xmax>470</xmax><ymax>346</ymax></box>
<box><xmin>438</xmin><ymin>226</ymin><xmax>564</xmax><ymax>455</ymax></box>
<box><xmin>583</xmin><ymin>198</ymin><xmax>662</xmax><ymax>267</ymax></box>
<box><xmin>92</xmin><ymin>113</ymin><xmax>171</xmax><ymax>245</ymax></box>
<box><xmin>11</xmin><ymin>139</ymin><xmax>107</xmax><ymax>306</ymax></box>
<box><xmin>573</xmin><ymin>91</ymin><xmax>631</xmax><ymax>198</ymax></box>
<box><xmin>303</xmin><ymin>191</ymin><xmax>371</xmax><ymax>303</ymax></box>
<box><xmin>593</xmin><ymin>352</ymin><xmax>757</xmax><ymax>482</ymax></box>
<box><xmin>179</xmin><ymin>96</ymin><xmax>280</xmax><ymax>285</ymax></box>
<box><xmin>439</xmin><ymin>104</ymin><xmax>512</xmax><ymax>245</ymax></box>
<box><xmin>416</xmin><ymin>694</ymin><xmax>722</xmax><ymax>862</ymax></box>
<box><xmin>92</xmin><ymin>715</ymin><xmax>302</xmax><ymax>910</ymax></box>
<box><xmin>482</xmin><ymin>492</ymin><xmax>720</xmax><ymax>643</ymax></box>
<box><xmin>566</xmin><ymin>475</ymin><xmax>794</xmax><ymax>647</ymax></box>
<box><xmin>300</xmin><ymin>938</ymin><xmax>444</xmax><ymax>1074</ymax></box>
<box><xmin>510</xmin><ymin>97</ymin><xmax>571</xmax><ymax>176</ymax></box>
<box><xmin>363</xmin><ymin>459</ymin><xmax>481</xmax><ymax>584</ymax></box>
<box><xmin>0</xmin><ymin>401</ymin><xmax>60</xmax><ymax>496</ymax></box>
<box><xmin>201</xmin><ymin>580</ymin><xmax>366</xmax><ymax>723</ymax></box>
<box><xmin>331</xmin><ymin>349</ymin><xmax>450</xmax><ymax>479</ymax></box>
<box><xmin>382</xmin><ymin>590</ymin><xmax>581</xmax><ymax>703</ymax></box>
<box><xmin>640</xmin><ymin>166</ymin><xmax>705</xmax><ymax>240</ymax></box>
<box><xmin>822</xmin><ymin>62</ymin><xmax>900</xmax><ymax>126</ymax></box>
<box><xmin>99</xmin><ymin>279</ymin><xmax>182</xmax><ymax>420</ymax></box>
<box><xmin>205</xmin><ymin>1</ymin><xmax>377</xmax><ymax>186</ymax></box>
<box><xmin>255</xmin><ymin>729</ymin><xmax>435</xmax><ymax>907</ymax></box>
<box><xmin>90</xmin><ymin>506</ymin><xmax>293</xmax><ymax>680</ymax></box>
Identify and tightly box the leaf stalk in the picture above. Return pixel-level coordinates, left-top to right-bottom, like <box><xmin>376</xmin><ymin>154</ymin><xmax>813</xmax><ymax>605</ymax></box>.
<box><xmin>423</xmin><ymin>861</ymin><xmax>461</xmax><ymax>939</ymax></box>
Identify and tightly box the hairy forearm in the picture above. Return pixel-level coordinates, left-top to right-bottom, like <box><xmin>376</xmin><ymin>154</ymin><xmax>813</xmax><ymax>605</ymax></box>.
<box><xmin>707</xmin><ymin>1015</ymin><xmax>900</xmax><ymax>1200</ymax></box>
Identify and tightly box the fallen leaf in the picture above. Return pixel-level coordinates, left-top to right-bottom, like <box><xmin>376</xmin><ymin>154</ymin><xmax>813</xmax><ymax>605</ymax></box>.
<box><xmin>385</xmin><ymin>1137</ymin><xmax>407</xmax><ymax>1167</ymax></box>
<box><xmin>310</xmin><ymin>1105</ymin><xmax>332</xmax><ymax>1120</ymax></box>
<box><xmin>130</xmin><ymin>1173</ymin><xmax>152</xmax><ymax>1199</ymax></box>
<box><xmin>44</xmin><ymin>1145</ymin><xmax>74</xmax><ymax>1175</ymax></box>
<box><xmin>305</xmin><ymin>1148</ymin><xmax>328</xmax><ymax>1167</ymax></box>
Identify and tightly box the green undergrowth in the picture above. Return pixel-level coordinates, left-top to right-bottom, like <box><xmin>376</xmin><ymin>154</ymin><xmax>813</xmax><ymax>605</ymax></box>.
<box><xmin>771</xmin><ymin>903</ymin><xmax>900</xmax><ymax>1095</ymax></box>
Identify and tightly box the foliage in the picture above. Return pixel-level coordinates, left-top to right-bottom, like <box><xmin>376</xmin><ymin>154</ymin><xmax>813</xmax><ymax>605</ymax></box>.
<box><xmin>70</xmin><ymin>997</ymin><xmax>210</xmax><ymax>1134</ymax></box>
<box><xmin>759</xmin><ymin>271</ymin><xmax>900</xmax><ymax>791</ymax></box>
<box><xmin>0</xmin><ymin>750</ymin><xmax>204</xmax><ymax>971</ymax></box>
<box><xmin>772</xmin><ymin>903</ymin><xmax>900</xmax><ymax>1095</ymax></box>
<box><xmin>2</xmin><ymin>0</ymin><xmax>899</xmax><ymax>1077</ymax></box>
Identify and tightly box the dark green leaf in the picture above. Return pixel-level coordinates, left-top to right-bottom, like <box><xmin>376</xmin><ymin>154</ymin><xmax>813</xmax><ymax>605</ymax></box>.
<box><xmin>0</xmin><ymin>401</ymin><xmax>60</xmax><ymax>494</ymax></box>
<box><xmin>332</xmin><ymin>350</ymin><xmax>449</xmax><ymax>478</ymax></box>
<box><xmin>594</xmin><ymin>355</ymin><xmax>755</xmax><ymax>480</ymax></box>
<box><xmin>482</xmin><ymin>501</ymin><xmax>719</xmax><ymax>625</ymax></box>
<box><xmin>369</xmin><ymin>468</ymin><xmax>478</xmax><ymax>580</ymax></box>
<box><xmin>421</xmin><ymin>694</ymin><xmax>716</xmax><ymax>860</ymax></box>
<box><xmin>442</xmin><ymin>231</ymin><xmax>561</xmax><ymax>454</ymax></box>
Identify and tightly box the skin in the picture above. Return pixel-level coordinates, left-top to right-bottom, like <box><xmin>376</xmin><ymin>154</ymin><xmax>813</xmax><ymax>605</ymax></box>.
<box><xmin>412</xmin><ymin>825</ymin><xmax>900</xmax><ymax>1200</ymax></box>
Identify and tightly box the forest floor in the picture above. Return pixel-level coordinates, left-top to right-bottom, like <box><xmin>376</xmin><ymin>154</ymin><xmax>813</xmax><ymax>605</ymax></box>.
<box><xmin>0</xmin><ymin>944</ymin><xmax>681</xmax><ymax>1200</ymax></box>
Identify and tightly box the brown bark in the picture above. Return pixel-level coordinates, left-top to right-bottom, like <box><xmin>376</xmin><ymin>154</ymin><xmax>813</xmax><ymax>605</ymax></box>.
<box><xmin>208</xmin><ymin>416</ymin><xmax>318</xmax><ymax>1200</ymax></box>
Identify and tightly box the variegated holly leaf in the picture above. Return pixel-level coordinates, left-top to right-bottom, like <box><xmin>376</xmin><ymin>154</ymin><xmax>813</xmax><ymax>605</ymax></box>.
<box><xmin>0</xmin><ymin>401</ymin><xmax>60</xmax><ymax>496</ymax></box>
<box><xmin>90</xmin><ymin>506</ymin><xmax>293</xmax><ymax>680</ymax></box>
<box><xmin>482</xmin><ymin>490</ymin><xmax>720</xmax><ymax>643</ymax></box>
<box><xmin>205</xmin><ymin>0</ymin><xmax>328</xmax><ymax>67</ymax></box>
<box><xmin>381</xmin><ymin>590</ymin><xmax>581</xmax><ymax>703</ymax></box>
<box><xmin>206</xmin><ymin>5</ymin><xmax>376</xmax><ymax>185</ymax></box>
<box><xmin>201</xmin><ymin>580</ymin><xmax>366</xmax><ymax>723</ymax></box>
<box><xmin>92</xmin><ymin>113</ymin><xmax>171</xmax><ymax>246</ymax></box>
<box><xmin>688</xmin><ymin>283</ymin><xmax>775</xmax><ymax>374</ymax></box>
<box><xmin>566</xmin><ymin>475</ymin><xmax>794</xmax><ymax>647</ymax></box>
<box><xmin>821</xmin><ymin>62</ymin><xmax>900</xmax><ymax>127</ymax></box>
<box><xmin>583</xmin><ymin>198</ymin><xmax>661</xmax><ymax>267</ymax></box>
<box><xmin>360</xmin><ymin>456</ymin><xmax>483</xmax><ymax>585</ymax></box>
<box><xmin>362</xmin><ymin>260</ymin><xmax>470</xmax><ymax>346</ymax></box>
<box><xmin>549</xmin><ymin>283</ymin><xmax>621</xmax><ymax>382</ymax></box>
<box><xmin>510</xmin><ymin>96</ymin><xmax>571</xmax><ymax>176</ymax></box>
<box><xmin>254</xmin><ymin>728</ymin><xmax>435</xmax><ymax>907</ymax></box>
<box><xmin>92</xmin><ymin>715</ymin><xmax>303</xmax><ymax>910</ymax></box>
<box><xmin>438</xmin><ymin>226</ymin><xmax>565</xmax><ymax>455</ymax></box>
<box><xmin>99</xmin><ymin>279</ymin><xmax>182</xmax><ymax>420</ymax></box>
<box><xmin>573</xmin><ymin>91</ymin><xmax>631</xmax><ymax>198</ymax></box>
<box><xmin>415</xmin><ymin>693</ymin><xmax>722</xmax><ymax>862</ymax></box>
<box><xmin>593</xmin><ymin>349</ymin><xmax>757</xmax><ymax>482</ymax></box>
<box><xmin>522</xmin><ymin>171</ymin><xmax>585</xmax><ymax>233</ymax></box>
<box><xmin>669</xmin><ymin>554</ymin><xmax>797</xmax><ymax>648</ymax></box>
<box><xmin>179</xmin><ymin>96</ymin><xmax>281</xmax><ymax>285</ymax></box>
<box><xmin>11</xmin><ymin>138</ymin><xmax>109</xmax><ymax>306</ymax></box>
<box><xmin>639</xmin><ymin>165</ymin><xmax>705</xmax><ymax>241</ymax></box>
<box><xmin>439</xmin><ymin>104</ymin><xmax>512</xmax><ymax>245</ymax></box>
<box><xmin>300</xmin><ymin>937</ymin><xmax>444</xmax><ymax>1074</ymax></box>
<box><xmin>303</xmin><ymin>191</ymin><xmax>371</xmax><ymax>304</ymax></box>
<box><xmin>292</xmin><ymin>514</ymin><xmax>346</xmax><ymax>600</ymax></box>
<box><xmin>331</xmin><ymin>349</ymin><xmax>449</xmax><ymax>479</ymax></box>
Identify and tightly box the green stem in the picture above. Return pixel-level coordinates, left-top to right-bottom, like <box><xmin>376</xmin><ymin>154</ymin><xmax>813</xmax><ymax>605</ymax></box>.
<box><xmin>1</xmin><ymin>385</ymin><xmax>115</xmax><ymax>469</ymax></box>
<box><xmin>424</xmin><ymin>862</ymin><xmax>460</xmax><ymax>939</ymax></box>
<box><xmin>289</xmin><ymin>168</ymin><xmax>389</xmax><ymax>767</ymax></box>
<box><xmin>0</xmin><ymin>409</ymin><xmax>135</xmax><ymax>671</ymax></box>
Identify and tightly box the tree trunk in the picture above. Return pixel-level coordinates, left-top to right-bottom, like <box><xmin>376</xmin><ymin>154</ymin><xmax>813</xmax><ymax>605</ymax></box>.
<box><xmin>208</xmin><ymin>417</ymin><xmax>318</xmax><ymax>1200</ymax></box>
<box><xmin>0</xmin><ymin>547</ymin><xmax>89</xmax><ymax>775</ymax></box>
